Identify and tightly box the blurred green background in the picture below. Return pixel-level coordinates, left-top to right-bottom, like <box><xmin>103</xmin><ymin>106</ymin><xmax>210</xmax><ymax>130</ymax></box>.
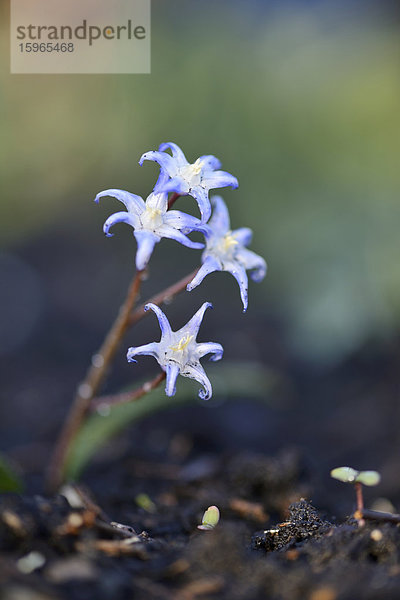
<box><xmin>1</xmin><ymin>0</ymin><xmax>399</xmax><ymax>368</ymax></box>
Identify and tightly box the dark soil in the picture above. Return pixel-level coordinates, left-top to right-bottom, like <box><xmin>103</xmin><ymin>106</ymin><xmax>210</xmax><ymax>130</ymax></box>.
<box><xmin>2</xmin><ymin>446</ymin><xmax>400</xmax><ymax>600</ymax></box>
<box><xmin>2</xmin><ymin>230</ymin><xmax>400</xmax><ymax>599</ymax></box>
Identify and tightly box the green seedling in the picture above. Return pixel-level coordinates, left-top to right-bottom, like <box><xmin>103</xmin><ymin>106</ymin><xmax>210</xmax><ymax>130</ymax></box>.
<box><xmin>197</xmin><ymin>505</ymin><xmax>220</xmax><ymax>531</ymax></box>
<box><xmin>331</xmin><ymin>466</ymin><xmax>381</xmax><ymax>524</ymax></box>
<box><xmin>135</xmin><ymin>493</ymin><xmax>156</xmax><ymax>513</ymax></box>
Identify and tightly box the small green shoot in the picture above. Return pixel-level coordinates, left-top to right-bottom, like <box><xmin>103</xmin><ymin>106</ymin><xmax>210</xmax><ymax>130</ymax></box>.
<box><xmin>330</xmin><ymin>466</ymin><xmax>381</xmax><ymax>525</ymax></box>
<box><xmin>135</xmin><ymin>493</ymin><xmax>156</xmax><ymax>513</ymax></box>
<box><xmin>197</xmin><ymin>505</ymin><xmax>220</xmax><ymax>531</ymax></box>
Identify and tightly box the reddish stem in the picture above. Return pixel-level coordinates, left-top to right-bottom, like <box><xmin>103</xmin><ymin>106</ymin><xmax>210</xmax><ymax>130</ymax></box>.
<box><xmin>354</xmin><ymin>482</ymin><xmax>365</xmax><ymax>526</ymax></box>
<box><xmin>47</xmin><ymin>193</ymin><xmax>185</xmax><ymax>491</ymax></box>
<box><xmin>47</xmin><ymin>268</ymin><xmax>145</xmax><ymax>492</ymax></box>
<box><xmin>127</xmin><ymin>268</ymin><xmax>199</xmax><ymax>328</ymax></box>
<box><xmin>91</xmin><ymin>371</ymin><xmax>166</xmax><ymax>412</ymax></box>
<box><xmin>167</xmin><ymin>192</ymin><xmax>180</xmax><ymax>210</ymax></box>
<box><xmin>354</xmin><ymin>482</ymin><xmax>364</xmax><ymax>512</ymax></box>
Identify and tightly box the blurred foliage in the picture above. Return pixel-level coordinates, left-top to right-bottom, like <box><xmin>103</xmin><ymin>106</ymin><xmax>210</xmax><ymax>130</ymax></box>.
<box><xmin>1</xmin><ymin>1</ymin><xmax>399</xmax><ymax>362</ymax></box>
<box><xmin>0</xmin><ymin>454</ymin><xmax>23</xmax><ymax>493</ymax></box>
<box><xmin>65</xmin><ymin>361</ymin><xmax>277</xmax><ymax>480</ymax></box>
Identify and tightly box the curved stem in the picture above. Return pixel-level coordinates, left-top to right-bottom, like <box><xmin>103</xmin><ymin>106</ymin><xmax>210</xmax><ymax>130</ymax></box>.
<box><xmin>91</xmin><ymin>371</ymin><xmax>166</xmax><ymax>412</ymax></box>
<box><xmin>47</xmin><ymin>268</ymin><xmax>145</xmax><ymax>492</ymax></box>
<box><xmin>127</xmin><ymin>267</ymin><xmax>199</xmax><ymax>328</ymax></box>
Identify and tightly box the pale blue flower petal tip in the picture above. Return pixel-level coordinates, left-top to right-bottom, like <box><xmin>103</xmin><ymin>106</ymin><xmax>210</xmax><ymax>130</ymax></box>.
<box><xmin>126</xmin><ymin>303</ymin><xmax>223</xmax><ymax>401</ymax></box>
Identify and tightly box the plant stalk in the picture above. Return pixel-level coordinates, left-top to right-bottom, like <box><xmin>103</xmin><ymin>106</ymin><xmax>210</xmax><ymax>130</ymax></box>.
<box><xmin>127</xmin><ymin>268</ymin><xmax>199</xmax><ymax>328</ymax></box>
<box><xmin>91</xmin><ymin>371</ymin><xmax>166</xmax><ymax>412</ymax></box>
<box><xmin>167</xmin><ymin>192</ymin><xmax>180</xmax><ymax>210</ymax></box>
<box><xmin>354</xmin><ymin>482</ymin><xmax>364</xmax><ymax>512</ymax></box>
<box><xmin>47</xmin><ymin>192</ymin><xmax>184</xmax><ymax>491</ymax></box>
<box><xmin>354</xmin><ymin>481</ymin><xmax>365</xmax><ymax>526</ymax></box>
<box><xmin>47</xmin><ymin>268</ymin><xmax>145</xmax><ymax>491</ymax></box>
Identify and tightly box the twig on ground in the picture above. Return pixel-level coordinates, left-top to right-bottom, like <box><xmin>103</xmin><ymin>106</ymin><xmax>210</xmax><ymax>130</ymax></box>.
<box><xmin>354</xmin><ymin>508</ymin><xmax>400</xmax><ymax>525</ymax></box>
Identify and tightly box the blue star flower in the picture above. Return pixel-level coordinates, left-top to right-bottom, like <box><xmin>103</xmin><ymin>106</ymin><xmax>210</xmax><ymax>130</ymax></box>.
<box><xmin>187</xmin><ymin>196</ymin><xmax>267</xmax><ymax>312</ymax></box>
<box><xmin>139</xmin><ymin>142</ymin><xmax>238</xmax><ymax>223</ymax></box>
<box><xmin>127</xmin><ymin>302</ymin><xmax>223</xmax><ymax>400</ymax></box>
<box><xmin>95</xmin><ymin>182</ymin><xmax>204</xmax><ymax>271</ymax></box>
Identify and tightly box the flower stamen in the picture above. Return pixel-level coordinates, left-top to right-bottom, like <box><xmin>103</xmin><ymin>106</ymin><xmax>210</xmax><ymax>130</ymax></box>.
<box><xmin>191</xmin><ymin>158</ymin><xmax>203</xmax><ymax>175</ymax></box>
<box><xmin>141</xmin><ymin>206</ymin><xmax>163</xmax><ymax>229</ymax></box>
<box><xmin>222</xmin><ymin>231</ymin><xmax>239</xmax><ymax>251</ymax></box>
<box><xmin>170</xmin><ymin>334</ymin><xmax>194</xmax><ymax>353</ymax></box>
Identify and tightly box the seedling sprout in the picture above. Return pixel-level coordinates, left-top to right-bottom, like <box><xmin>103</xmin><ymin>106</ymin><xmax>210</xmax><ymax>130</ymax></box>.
<box><xmin>197</xmin><ymin>506</ymin><xmax>220</xmax><ymax>531</ymax></box>
<box><xmin>331</xmin><ymin>466</ymin><xmax>381</xmax><ymax>525</ymax></box>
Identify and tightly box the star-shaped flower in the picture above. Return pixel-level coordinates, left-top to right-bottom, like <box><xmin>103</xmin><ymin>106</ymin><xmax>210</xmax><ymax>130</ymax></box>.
<box><xmin>95</xmin><ymin>182</ymin><xmax>204</xmax><ymax>271</ymax></box>
<box><xmin>187</xmin><ymin>196</ymin><xmax>267</xmax><ymax>312</ymax></box>
<box><xmin>139</xmin><ymin>142</ymin><xmax>238</xmax><ymax>223</ymax></box>
<box><xmin>127</xmin><ymin>302</ymin><xmax>223</xmax><ymax>400</ymax></box>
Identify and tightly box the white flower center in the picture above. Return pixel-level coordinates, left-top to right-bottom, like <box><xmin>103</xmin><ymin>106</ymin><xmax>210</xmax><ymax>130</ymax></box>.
<box><xmin>167</xmin><ymin>334</ymin><xmax>194</xmax><ymax>367</ymax></box>
<box><xmin>179</xmin><ymin>158</ymin><xmax>203</xmax><ymax>189</ymax></box>
<box><xmin>213</xmin><ymin>231</ymin><xmax>238</xmax><ymax>259</ymax></box>
<box><xmin>141</xmin><ymin>205</ymin><xmax>164</xmax><ymax>230</ymax></box>
<box><xmin>170</xmin><ymin>333</ymin><xmax>194</xmax><ymax>353</ymax></box>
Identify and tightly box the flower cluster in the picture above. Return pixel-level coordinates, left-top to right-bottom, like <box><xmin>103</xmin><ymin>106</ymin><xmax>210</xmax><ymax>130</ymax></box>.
<box><xmin>96</xmin><ymin>142</ymin><xmax>267</xmax><ymax>400</ymax></box>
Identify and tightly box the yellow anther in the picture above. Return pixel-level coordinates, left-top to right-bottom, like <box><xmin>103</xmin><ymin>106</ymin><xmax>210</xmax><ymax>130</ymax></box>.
<box><xmin>142</xmin><ymin>205</ymin><xmax>163</xmax><ymax>229</ymax></box>
<box><xmin>146</xmin><ymin>207</ymin><xmax>162</xmax><ymax>219</ymax></box>
<box><xmin>191</xmin><ymin>158</ymin><xmax>203</xmax><ymax>175</ymax></box>
<box><xmin>222</xmin><ymin>232</ymin><xmax>238</xmax><ymax>251</ymax></box>
<box><xmin>170</xmin><ymin>334</ymin><xmax>194</xmax><ymax>353</ymax></box>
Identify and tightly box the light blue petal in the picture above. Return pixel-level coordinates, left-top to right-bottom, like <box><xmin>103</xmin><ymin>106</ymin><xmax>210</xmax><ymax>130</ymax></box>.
<box><xmin>144</xmin><ymin>303</ymin><xmax>173</xmax><ymax>339</ymax></box>
<box><xmin>196</xmin><ymin>342</ymin><xmax>224</xmax><ymax>362</ymax></box>
<box><xmin>158</xmin><ymin>142</ymin><xmax>188</xmax><ymax>167</ymax></box>
<box><xmin>139</xmin><ymin>151</ymin><xmax>178</xmax><ymax>178</ymax></box>
<box><xmin>199</xmin><ymin>155</ymin><xmax>221</xmax><ymax>169</ymax></box>
<box><xmin>198</xmin><ymin>224</ymin><xmax>214</xmax><ymax>241</ymax></box>
<box><xmin>181</xmin><ymin>363</ymin><xmax>213</xmax><ymax>400</ymax></box>
<box><xmin>186</xmin><ymin>256</ymin><xmax>222</xmax><ymax>291</ymax></box>
<box><xmin>183</xmin><ymin>302</ymin><xmax>213</xmax><ymax>338</ymax></box>
<box><xmin>165</xmin><ymin>363</ymin><xmax>180</xmax><ymax>396</ymax></box>
<box><xmin>190</xmin><ymin>185</ymin><xmax>212</xmax><ymax>223</ymax></box>
<box><xmin>156</xmin><ymin>176</ymin><xmax>189</xmax><ymax>195</ymax></box>
<box><xmin>153</xmin><ymin>169</ymin><xmax>170</xmax><ymax>192</ymax></box>
<box><xmin>134</xmin><ymin>231</ymin><xmax>158</xmax><ymax>271</ymax></box>
<box><xmin>157</xmin><ymin>224</ymin><xmax>204</xmax><ymax>250</ymax></box>
<box><xmin>103</xmin><ymin>211</ymin><xmax>138</xmax><ymax>237</ymax></box>
<box><xmin>208</xmin><ymin>196</ymin><xmax>231</xmax><ymax>234</ymax></box>
<box><xmin>127</xmin><ymin>342</ymin><xmax>159</xmax><ymax>363</ymax></box>
<box><xmin>95</xmin><ymin>189</ymin><xmax>145</xmax><ymax>215</ymax></box>
<box><xmin>202</xmin><ymin>171</ymin><xmax>239</xmax><ymax>191</ymax></box>
<box><xmin>146</xmin><ymin>191</ymin><xmax>168</xmax><ymax>213</ymax></box>
<box><xmin>232</xmin><ymin>227</ymin><xmax>253</xmax><ymax>247</ymax></box>
<box><xmin>225</xmin><ymin>261</ymin><xmax>249</xmax><ymax>312</ymax></box>
<box><xmin>163</xmin><ymin>210</ymin><xmax>206</xmax><ymax>234</ymax></box>
<box><xmin>237</xmin><ymin>248</ymin><xmax>267</xmax><ymax>282</ymax></box>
